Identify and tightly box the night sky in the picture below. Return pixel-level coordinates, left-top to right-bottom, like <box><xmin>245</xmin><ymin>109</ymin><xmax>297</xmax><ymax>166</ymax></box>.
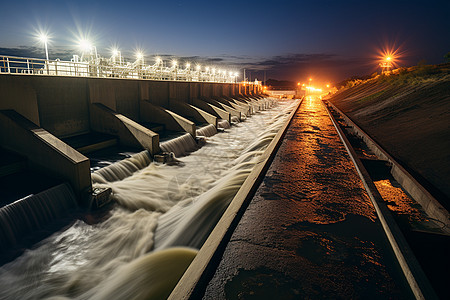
<box><xmin>0</xmin><ymin>0</ymin><xmax>449</xmax><ymax>84</ymax></box>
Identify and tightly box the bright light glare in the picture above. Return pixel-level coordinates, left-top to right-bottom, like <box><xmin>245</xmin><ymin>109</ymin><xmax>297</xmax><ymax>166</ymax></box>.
<box><xmin>376</xmin><ymin>44</ymin><xmax>402</xmax><ymax>69</ymax></box>
<box><xmin>196</xmin><ymin>65</ymin><xmax>201</xmax><ymax>71</ymax></box>
<box><xmin>112</xmin><ymin>48</ymin><xmax>119</xmax><ymax>56</ymax></box>
<box><xmin>306</xmin><ymin>86</ymin><xmax>323</xmax><ymax>93</ymax></box>
<box><xmin>79</xmin><ymin>39</ymin><xmax>92</xmax><ymax>51</ymax></box>
<box><xmin>136</xmin><ymin>51</ymin><xmax>144</xmax><ymax>59</ymax></box>
<box><xmin>155</xmin><ymin>57</ymin><xmax>162</xmax><ymax>63</ymax></box>
<box><xmin>38</xmin><ymin>33</ymin><xmax>48</xmax><ymax>43</ymax></box>
<box><xmin>172</xmin><ymin>60</ymin><xmax>178</xmax><ymax>66</ymax></box>
<box><xmin>186</xmin><ymin>63</ymin><xmax>190</xmax><ymax>68</ymax></box>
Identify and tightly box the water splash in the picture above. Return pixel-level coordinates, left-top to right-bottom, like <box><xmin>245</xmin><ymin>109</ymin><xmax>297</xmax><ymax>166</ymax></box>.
<box><xmin>91</xmin><ymin>151</ymin><xmax>151</xmax><ymax>184</ymax></box>
<box><xmin>196</xmin><ymin>124</ymin><xmax>217</xmax><ymax>137</ymax></box>
<box><xmin>0</xmin><ymin>98</ymin><xmax>298</xmax><ymax>300</ymax></box>
<box><xmin>160</xmin><ymin>133</ymin><xmax>198</xmax><ymax>157</ymax></box>
<box><xmin>217</xmin><ymin>119</ymin><xmax>231</xmax><ymax>129</ymax></box>
<box><xmin>0</xmin><ymin>183</ymin><xmax>77</xmax><ymax>250</ymax></box>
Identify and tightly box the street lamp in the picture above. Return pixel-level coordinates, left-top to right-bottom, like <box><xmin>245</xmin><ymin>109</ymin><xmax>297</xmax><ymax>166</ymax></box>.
<box><xmin>79</xmin><ymin>39</ymin><xmax>97</xmax><ymax>62</ymax></box>
<box><xmin>38</xmin><ymin>33</ymin><xmax>49</xmax><ymax>61</ymax></box>
<box><xmin>136</xmin><ymin>51</ymin><xmax>144</xmax><ymax>61</ymax></box>
<box><xmin>380</xmin><ymin>55</ymin><xmax>393</xmax><ymax>73</ymax></box>
<box><xmin>111</xmin><ymin>48</ymin><xmax>121</xmax><ymax>64</ymax></box>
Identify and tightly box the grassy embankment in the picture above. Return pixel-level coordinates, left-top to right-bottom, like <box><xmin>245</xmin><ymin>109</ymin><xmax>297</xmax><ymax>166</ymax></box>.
<box><xmin>329</xmin><ymin>64</ymin><xmax>450</xmax><ymax>208</ymax></box>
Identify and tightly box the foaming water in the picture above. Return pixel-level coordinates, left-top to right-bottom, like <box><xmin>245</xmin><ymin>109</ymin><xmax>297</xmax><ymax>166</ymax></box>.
<box><xmin>0</xmin><ymin>183</ymin><xmax>77</xmax><ymax>251</ymax></box>
<box><xmin>217</xmin><ymin>119</ymin><xmax>231</xmax><ymax>129</ymax></box>
<box><xmin>81</xmin><ymin>247</ymin><xmax>197</xmax><ymax>300</ymax></box>
<box><xmin>196</xmin><ymin>124</ymin><xmax>217</xmax><ymax>137</ymax></box>
<box><xmin>91</xmin><ymin>151</ymin><xmax>151</xmax><ymax>183</ymax></box>
<box><xmin>160</xmin><ymin>133</ymin><xmax>198</xmax><ymax>157</ymax></box>
<box><xmin>0</xmin><ymin>98</ymin><xmax>298</xmax><ymax>299</ymax></box>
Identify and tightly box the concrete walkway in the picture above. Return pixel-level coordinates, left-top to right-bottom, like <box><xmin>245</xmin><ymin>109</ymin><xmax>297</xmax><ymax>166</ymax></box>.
<box><xmin>203</xmin><ymin>96</ymin><xmax>413</xmax><ymax>299</ymax></box>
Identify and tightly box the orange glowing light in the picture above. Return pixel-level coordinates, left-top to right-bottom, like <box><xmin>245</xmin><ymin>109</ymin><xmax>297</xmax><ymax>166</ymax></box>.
<box><xmin>377</xmin><ymin>45</ymin><xmax>403</xmax><ymax>71</ymax></box>
<box><xmin>326</xmin><ymin>84</ymin><xmax>330</xmax><ymax>88</ymax></box>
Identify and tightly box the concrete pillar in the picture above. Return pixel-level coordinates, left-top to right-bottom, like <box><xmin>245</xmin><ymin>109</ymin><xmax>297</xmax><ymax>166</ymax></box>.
<box><xmin>201</xmin><ymin>98</ymin><xmax>241</xmax><ymax>120</ymax></box>
<box><xmin>169</xmin><ymin>100</ymin><xmax>217</xmax><ymax>127</ymax></box>
<box><xmin>141</xmin><ymin>100</ymin><xmax>196</xmax><ymax>137</ymax></box>
<box><xmin>0</xmin><ymin>110</ymin><xmax>91</xmax><ymax>203</ymax></box>
<box><xmin>192</xmin><ymin>99</ymin><xmax>230</xmax><ymax>122</ymax></box>
<box><xmin>90</xmin><ymin>103</ymin><xmax>160</xmax><ymax>155</ymax></box>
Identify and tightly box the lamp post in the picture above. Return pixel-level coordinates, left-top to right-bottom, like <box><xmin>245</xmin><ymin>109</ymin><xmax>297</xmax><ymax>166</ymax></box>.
<box><xmin>38</xmin><ymin>33</ymin><xmax>49</xmax><ymax>74</ymax></box>
<box><xmin>379</xmin><ymin>56</ymin><xmax>393</xmax><ymax>74</ymax></box>
<box><xmin>308</xmin><ymin>78</ymin><xmax>312</xmax><ymax>96</ymax></box>
<box><xmin>39</xmin><ymin>34</ymin><xmax>49</xmax><ymax>61</ymax></box>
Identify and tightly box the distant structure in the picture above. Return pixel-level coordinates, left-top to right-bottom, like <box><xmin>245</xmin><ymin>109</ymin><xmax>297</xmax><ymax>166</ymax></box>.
<box><xmin>0</xmin><ymin>51</ymin><xmax>238</xmax><ymax>83</ymax></box>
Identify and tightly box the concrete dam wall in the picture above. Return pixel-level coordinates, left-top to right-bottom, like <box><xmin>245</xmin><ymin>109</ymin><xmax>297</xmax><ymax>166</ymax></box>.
<box><xmin>0</xmin><ymin>74</ymin><xmax>261</xmax><ymax>205</ymax></box>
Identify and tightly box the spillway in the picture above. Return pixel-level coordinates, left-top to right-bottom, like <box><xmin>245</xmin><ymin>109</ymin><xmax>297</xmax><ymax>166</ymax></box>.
<box><xmin>0</xmin><ymin>98</ymin><xmax>298</xmax><ymax>299</ymax></box>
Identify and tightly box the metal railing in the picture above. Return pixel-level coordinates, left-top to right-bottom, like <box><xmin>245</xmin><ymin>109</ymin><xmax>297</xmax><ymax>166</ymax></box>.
<box><xmin>0</xmin><ymin>54</ymin><xmax>238</xmax><ymax>83</ymax></box>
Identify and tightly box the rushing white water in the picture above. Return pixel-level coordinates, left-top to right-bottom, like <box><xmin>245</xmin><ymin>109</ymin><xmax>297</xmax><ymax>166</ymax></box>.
<box><xmin>217</xmin><ymin>119</ymin><xmax>231</xmax><ymax>129</ymax></box>
<box><xmin>0</xmin><ymin>183</ymin><xmax>77</xmax><ymax>251</ymax></box>
<box><xmin>0</xmin><ymin>97</ymin><xmax>297</xmax><ymax>300</ymax></box>
<box><xmin>91</xmin><ymin>151</ymin><xmax>152</xmax><ymax>183</ymax></box>
<box><xmin>160</xmin><ymin>133</ymin><xmax>199</xmax><ymax>157</ymax></box>
<box><xmin>196</xmin><ymin>124</ymin><xmax>217</xmax><ymax>137</ymax></box>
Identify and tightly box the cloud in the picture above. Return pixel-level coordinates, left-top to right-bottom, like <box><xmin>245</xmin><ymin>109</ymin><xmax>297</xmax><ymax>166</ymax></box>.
<box><xmin>234</xmin><ymin>53</ymin><xmax>370</xmax><ymax>82</ymax></box>
<box><xmin>0</xmin><ymin>46</ymin><xmax>75</xmax><ymax>61</ymax></box>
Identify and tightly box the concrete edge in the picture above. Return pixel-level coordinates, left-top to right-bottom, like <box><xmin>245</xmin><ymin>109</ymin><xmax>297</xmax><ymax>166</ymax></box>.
<box><xmin>0</xmin><ymin>110</ymin><xmax>91</xmax><ymax>202</ymax></box>
<box><xmin>326</xmin><ymin>101</ymin><xmax>450</xmax><ymax>229</ymax></box>
<box><xmin>141</xmin><ymin>100</ymin><xmax>196</xmax><ymax>137</ymax></box>
<box><xmin>188</xmin><ymin>104</ymin><xmax>218</xmax><ymax>127</ymax></box>
<box><xmin>322</xmin><ymin>100</ymin><xmax>438</xmax><ymax>300</ymax></box>
<box><xmin>168</xmin><ymin>98</ymin><xmax>302</xmax><ymax>300</ymax></box>
<box><xmin>164</xmin><ymin>109</ymin><xmax>197</xmax><ymax>137</ymax></box>
<box><xmin>169</xmin><ymin>100</ymin><xmax>218</xmax><ymax>128</ymax></box>
<box><xmin>192</xmin><ymin>99</ymin><xmax>230</xmax><ymax>123</ymax></box>
<box><xmin>90</xmin><ymin>103</ymin><xmax>160</xmax><ymax>155</ymax></box>
<box><xmin>202</xmin><ymin>98</ymin><xmax>241</xmax><ymax>120</ymax></box>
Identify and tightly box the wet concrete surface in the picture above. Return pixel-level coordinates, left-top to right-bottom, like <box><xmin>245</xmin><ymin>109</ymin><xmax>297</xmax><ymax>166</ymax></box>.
<box><xmin>203</xmin><ymin>97</ymin><xmax>413</xmax><ymax>299</ymax></box>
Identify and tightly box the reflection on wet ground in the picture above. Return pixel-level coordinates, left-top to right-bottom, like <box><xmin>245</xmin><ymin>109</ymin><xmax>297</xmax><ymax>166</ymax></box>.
<box><xmin>375</xmin><ymin>180</ymin><xmax>424</xmax><ymax>222</ymax></box>
<box><xmin>203</xmin><ymin>96</ymin><xmax>413</xmax><ymax>299</ymax></box>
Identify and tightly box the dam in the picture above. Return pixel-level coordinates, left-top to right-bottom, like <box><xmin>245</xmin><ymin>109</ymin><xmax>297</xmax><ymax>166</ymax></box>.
<box><xmin>0</xmin><ymin>57</ymin><xmax>449</xmax><ymax>299</ymax></box>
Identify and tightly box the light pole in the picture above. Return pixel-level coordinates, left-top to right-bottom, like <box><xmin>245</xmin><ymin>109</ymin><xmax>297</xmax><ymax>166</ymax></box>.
<box><xmin>379</xmin><ymin>56</ymin><xmax>393</xmax><ymax>74</ymax></box>
<box><xmin>39</xmin><ymin>34</ymin><xmax>49</xmax><ymax>61</ymax></box>
<box><xmin>308</xmin><ymin>78</ymin><xmax>312</xmax><ymax>96</ymax></box>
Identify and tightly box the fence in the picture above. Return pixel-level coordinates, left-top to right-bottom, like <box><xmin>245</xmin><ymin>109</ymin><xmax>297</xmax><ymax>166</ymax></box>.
<box><xmin>0</xmin><ymin>55</ymin><xmax>238</xmax><ymax>83</ymax></box>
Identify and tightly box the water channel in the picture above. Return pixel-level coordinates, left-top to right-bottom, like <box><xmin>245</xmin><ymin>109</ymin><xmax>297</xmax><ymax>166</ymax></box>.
<box><xmin>0</xmin><ymin>98</ymin><xmax>298</xmax><ymax>299</ymax></box>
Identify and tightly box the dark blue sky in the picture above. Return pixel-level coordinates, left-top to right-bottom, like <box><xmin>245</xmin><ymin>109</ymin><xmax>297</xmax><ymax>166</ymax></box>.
<box><xmin>1</xmin><ymin>0</ymin><xmax>449</xmax><ymax>83</ymax></box>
